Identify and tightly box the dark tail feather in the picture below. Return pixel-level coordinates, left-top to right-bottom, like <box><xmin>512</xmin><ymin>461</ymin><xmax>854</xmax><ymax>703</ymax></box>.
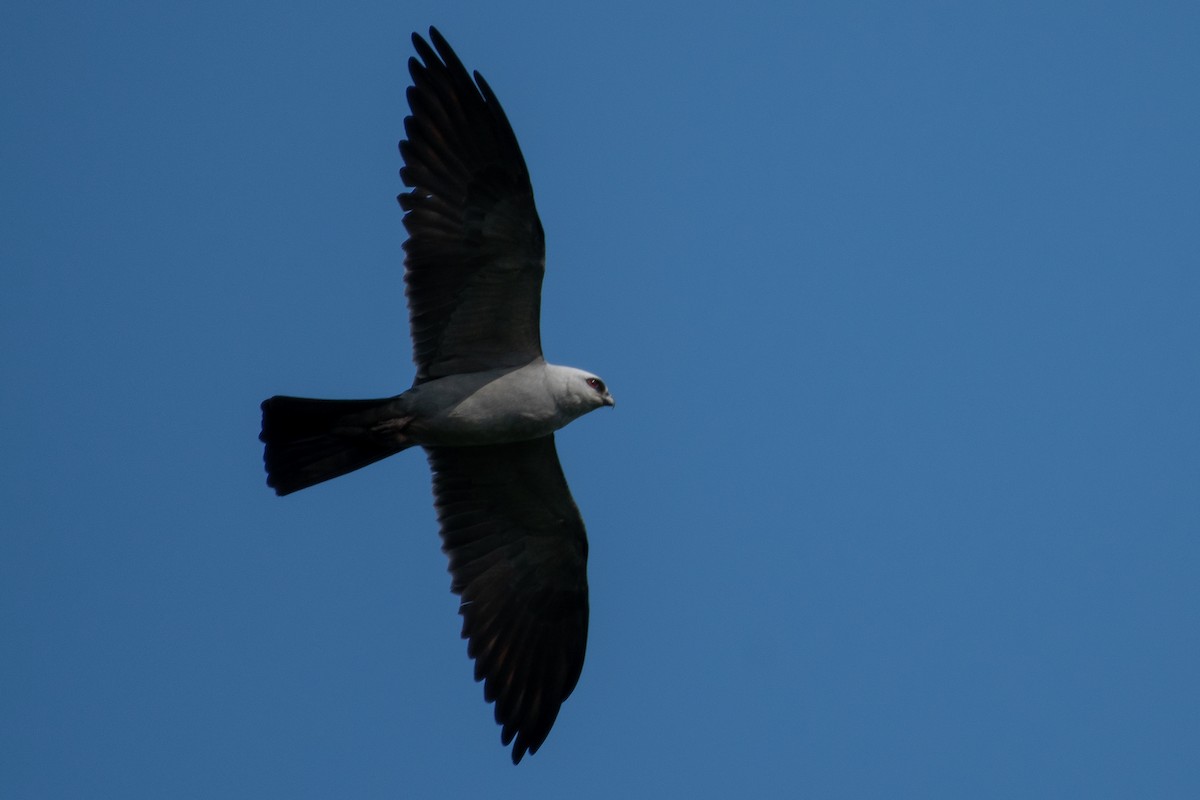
<box><xmin>259</xmin><ymin>395</ymin><xmax>411</xmax><ymax>496</ymax></box>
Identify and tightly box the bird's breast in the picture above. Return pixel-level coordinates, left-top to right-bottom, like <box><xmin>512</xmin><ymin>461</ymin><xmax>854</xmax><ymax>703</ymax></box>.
<box><xmin>400</xmin><ymin>364</ymin><xmax>569</xmax><ymax>446</ymax></box>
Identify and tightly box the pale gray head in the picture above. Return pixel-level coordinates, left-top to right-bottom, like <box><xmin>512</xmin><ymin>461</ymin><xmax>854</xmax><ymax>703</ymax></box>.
<box><xmin>580</xmin><ymin>372</ymin><xmax>616</xmax><ymax>409</ymax></box>
<box><xmin>550</xmin><ymin>365</ymin><xmax>616</xmax><ymax>415</ymax></box>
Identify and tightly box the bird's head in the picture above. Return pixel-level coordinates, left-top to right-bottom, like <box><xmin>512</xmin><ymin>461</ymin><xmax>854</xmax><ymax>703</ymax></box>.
<box><xmin>581</xmin><ymin>373</ymin><xmax>616</xmax><ymax>409</ymax></box>
<box><xmin>553</xmin><ymin>365</ymin><xmax>615</xmax><ymax>414</ymax></box>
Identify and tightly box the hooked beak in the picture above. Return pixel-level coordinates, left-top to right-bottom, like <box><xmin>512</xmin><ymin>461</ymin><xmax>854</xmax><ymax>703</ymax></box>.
<box><xmin>603</xmin><ymin>393</ymin><xmax>616</xmax><ymax>408</ymax></box>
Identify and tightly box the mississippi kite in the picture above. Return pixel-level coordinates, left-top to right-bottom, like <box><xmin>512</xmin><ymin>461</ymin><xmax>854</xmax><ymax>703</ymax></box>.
<box><xmin>259</xmin><ymin>27</ymin><xmax>613</xmax><ymax>764</ymax></box>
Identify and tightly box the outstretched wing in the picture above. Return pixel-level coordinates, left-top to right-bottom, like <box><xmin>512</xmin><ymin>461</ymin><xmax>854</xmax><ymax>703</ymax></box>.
<box><xmin>401</xmin><ymin>28</ymin><xmax>546</xmax><ymax>383</ymax></box>
<box><xmin>426</xmin><ymin>435</ymin><xmax>590</xmax><ymax>764</ymax></box>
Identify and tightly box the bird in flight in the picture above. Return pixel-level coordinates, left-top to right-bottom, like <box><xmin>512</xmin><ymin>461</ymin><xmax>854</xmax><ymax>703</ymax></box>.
<box><xmin>259</xmin><ymin>27</ymin><xmax>613</xmax><ymax>764</ymax></box>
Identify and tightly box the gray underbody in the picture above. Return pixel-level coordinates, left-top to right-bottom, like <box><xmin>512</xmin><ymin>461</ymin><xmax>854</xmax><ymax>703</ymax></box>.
<box><xmin>363</xmin><ymin>359</ymin><xmax>601</xmax><ymax>448</ymax></box>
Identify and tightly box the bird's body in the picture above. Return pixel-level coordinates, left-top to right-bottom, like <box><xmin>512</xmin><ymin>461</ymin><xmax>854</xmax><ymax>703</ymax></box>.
<box><xmin>401</xmin><ymin>361</ymin><xmax>612</xmax><ymax>446</ymax></box>
<box><xmin>259</xmin><ymin>28</ymin><xmax>612</xmax><ymax>764</ymax></box>
<box><xmin>263</xmin><ymin>362</ymin><xmax>611</xmax><ymax>493</ymax></box>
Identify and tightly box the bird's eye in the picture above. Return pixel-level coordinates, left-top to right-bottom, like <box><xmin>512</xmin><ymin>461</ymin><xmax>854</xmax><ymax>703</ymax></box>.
<box><xmin>586</xmin><ymin>377</ymin><xmax>605</xmax><ymax>393</ymax></box>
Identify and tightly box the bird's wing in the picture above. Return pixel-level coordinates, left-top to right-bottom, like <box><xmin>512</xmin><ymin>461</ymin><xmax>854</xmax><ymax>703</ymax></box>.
<box><xmin>401</xmin><ymin>28</ymin><xmax>546</xmax><ymax>383</ymax></box>
<box><xmin>426</xmin><ymin>435</ymin><xmax>589</xmax><ymax>764</ymax></box>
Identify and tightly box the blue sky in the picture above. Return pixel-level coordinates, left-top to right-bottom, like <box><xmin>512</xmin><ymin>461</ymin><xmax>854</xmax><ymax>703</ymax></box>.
<box><xmin>3</xmin><ymin>1</ymin><xmax>1198</xmax><ymax>797</ymax></box>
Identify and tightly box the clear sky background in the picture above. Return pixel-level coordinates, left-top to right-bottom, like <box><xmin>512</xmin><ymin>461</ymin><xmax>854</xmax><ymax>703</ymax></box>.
<box><xmin>3</xmin><ymin>1</ymin><xmax>1198</xmax><ymax>797</ymax></box>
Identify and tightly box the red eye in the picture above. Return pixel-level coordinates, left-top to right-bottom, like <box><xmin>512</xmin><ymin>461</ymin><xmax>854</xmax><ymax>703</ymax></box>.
<box><xmin>586</xmin><ymin>377</ymin><xmax>604</xmax><ymax>392</ymax></box>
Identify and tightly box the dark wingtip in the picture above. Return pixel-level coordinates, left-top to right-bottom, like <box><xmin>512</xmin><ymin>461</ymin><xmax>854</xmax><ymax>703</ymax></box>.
<box><xmin>428</xmin><ymin>25</ymin><xmax>449</xmax><ymax>54</ymax></box>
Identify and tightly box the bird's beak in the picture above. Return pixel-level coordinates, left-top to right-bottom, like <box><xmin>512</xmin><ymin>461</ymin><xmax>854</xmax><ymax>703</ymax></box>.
<box><xmin>603</xmin><ymin>393</ymin><xmax>616</xmax><ymax>408</ymax></box>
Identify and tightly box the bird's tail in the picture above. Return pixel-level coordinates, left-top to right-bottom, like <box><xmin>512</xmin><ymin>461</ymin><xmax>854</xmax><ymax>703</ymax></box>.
<box><xmin>259</xmin><ymin>395</ymin><xmax>413</xmax><ymax>496</ymax></box>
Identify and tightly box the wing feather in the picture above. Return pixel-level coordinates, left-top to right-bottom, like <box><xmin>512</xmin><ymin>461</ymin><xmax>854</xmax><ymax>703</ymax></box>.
<box><xmin>426</xmin><ymin>435</ymin><xmax>589</xmax><ymax>764</ymax></box>
<box><xmin>401</xmin><ymin>28</ymin><xmax>546</xmax><ymax>381</ymax></box>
